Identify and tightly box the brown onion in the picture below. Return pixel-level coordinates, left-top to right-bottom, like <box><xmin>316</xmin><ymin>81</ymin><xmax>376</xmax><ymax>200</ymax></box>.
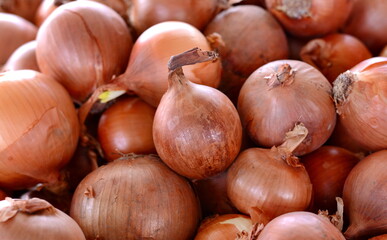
<box><xmin>0</xmin><ymin>198</ymin><xmax>85</xmax><ymax>239</ymax></box>
<box><xmin>265</xmin><ymin>0</ymin><xmax>353</xmax><ymax>37</ymax></box>
<box><xmin>343</xmin><ymin>150</ymin><xmax>387</xmax><ymax>239</ymax></box>
<box><xmin>98</xmin><ymin>96</ymin><xmax>156</xmax><ymax>161</ymax></box>
<box><xmin>302</xmin><ymin>146</ymin><xmax>360</xmax><ymax>213</ymax></box>
<box><xmin>238</xmin><ymin>60</ymin><xmax>336</xmax><ymax>156</ymax></box>
<box><xmin>332</xmin><ymin>57</ymin><xmax>387</xmax><ymax>151</ymax></box>
<box><xmin>0</xmin><ymin>0</ymin><xmax>42</xmax><ymax>22</ymax></box>
<box><xmin>342</xmin><ymin>0</ymin><xmax>387</xmax><ymax>54</ymax></box>
<box><xmin>36</xmin><ymin>0</ymin><xmax>133</xmax><ymax>103</ymax></box>
<box><xmin>0</xmin><ymin>70</ymin><xmax>79</xmax><ymax>190</ymax></box>
<box><xmin>0</xmin><ymin>13</ymin><xmax>37</xmax><ymax>65</ymax></box>
<box><xmin>194</xmin><ymin>214</ymin><xmax>253</xmax><ymax>240</ymax></box>
<box><xmin>153</xmin><ymin>48</ymin><xmax>242</xmax><ymax>179</ymax></box>
<box><xmin>203</xmin><ymin>5</ymin><xmax>289</xmax><ymax>103</ymax></box>
<box><xmin>70</xmin><ymin>154</ymin><xmax>200</xmax><ymax>240</ymax></box>
<box><xmin>2</xmin><ymin>40</ymin><xmax>39</xmax><ymax>72</ymax></box>
<box><xmin>227</xmin><ymin>124</ymin><xmax>313</xmax><ymax>221</ymax></box>
<box><xmin>256</xmin><ymin>211</ymin><xmax>345</xmax><ymax>239</ymax></box>
<box><xmin>300</xmin><ymin>33</ymin><xmax>372</xmax><ymax>83</ymax></box>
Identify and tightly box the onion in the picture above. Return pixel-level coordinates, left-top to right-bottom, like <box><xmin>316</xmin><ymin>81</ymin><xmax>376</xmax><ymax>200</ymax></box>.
<box><xmin>332</xmin><ymin>57</ymin><xmax>387</xmax><ymax>151</ymax></box>
<box><xmin>2</xmin><ymin>40</ymin><xmax>39</xmax><ymax>72</ymax></box>
<box><xmin>194</xmin><ymin>214</ymin><xmax>253</xmax><ymax>240</ymax></box>
<box><xmin>238</xmin><ymin>59</ymin><xmax>336</xmax><ymax>156</ymax></box>
<box><xmin>36</xmin><ymin>0</ymin><xmax>133</xmax><ymax>103</ymax></box>
<box><xmin>265</xmin><ymin>0</ymin><xmax>353</xmax><ymax>37</ymax></box>
<box><xmin>203</xmin><ymin>5</ymin><xmax>289</xmax><ymax>103</ymax></box>
<box><xmin>0</xmin><ymin>198</ymin><xmax>85</xmax><ymax>239</ymax></box>
<box><xmin>78</xmin><ymin>0</ymin><xmax>131</xmax><ymax>24</ymax></box>
<box><xmin>70</xmin><ymin>154</ymin><xmax>200</xmax><ymax>240</ymax></box>
<box><xmin>227</xmin><ymin>124</ymin><xmax>313</xmax><ymax>221</ymax></box>
<box><xmin>343</xmin><ymin>150</ymin><xmax>387</xmax><ymax>239</ymax></box>
<box><xmin>0</xmin><ymin>70</ymin><xmax>79</xmax><ymax>190</ymax></box>
<box><xmin>300</xmin><ymin>33</ymin><xmax>372</xmax><ymax>83</ymax></box>
<box><xmin>153</xmin><ymin>48</ymin><xmax>242</xmax><ymax>179</ymax></box>
<box><xmin>287</xmin><ymin>34</ymin><xmax>310</xmax><ymax>60</ymax></box>
<box><xmin>370</xmin><ymin>235</ymin><xmax>387</xmax><ymax>240</ymax></box>
<box><xmin>0</xmin><ymin>0</ymin><xmax>42</xmax><ymax>22</ymax></box>
<box><xmin>34</xmin><ymin>0</ymin><xmax>71</xmax><ymax>26</ymax></box>
<box><xmin>381</xmin><ymin>46</ymin><xmax>387</xmax><ymax>57</ymax></box>
<box><xmin>0</xmin><ymin>13</ymin><xmax>37</xmax><ymax>65</ymax></box>
<box><xmin>342</xmin><ymin>0</ymin><xmax>387</xmax><ymax>54</ymax></box>
<box><xmin>98</xmin><ymin>96</ymin><xmax>156</xmax><ymax>161</ymax></box>
<box><xmin>0</xmin><ymin>190</ymin><xmax>6</xmax><ymax>200</ymax></box>
<box><xmin>301</xmin><ymin>146</ymin><xmax>360</xmax><ymax>213</ymax></box>
<box><xmin>256</xmin><ymin>211</ymin><xmax>346</xmax><ymax>239</ymax></box>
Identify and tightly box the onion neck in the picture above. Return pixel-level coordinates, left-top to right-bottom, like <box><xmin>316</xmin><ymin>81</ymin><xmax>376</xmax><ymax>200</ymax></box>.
<box><xmin>265</xmin><ymin>63</ymin><xmax>296</xmax><ymax>88</ymax></box>
<box><xmin>276</xmin><ymin>0</ymin><xmax>312</xmax><ymax>19</ymax></box>
<box><xmin>333</xmin><ymin>71</ymin><xmax>355</xmax><ymax>110</ymax></box>
<box><xmin>0</xmin><ymin>198</ymin><xmax>53</xmax><ymax>222</ymax></box>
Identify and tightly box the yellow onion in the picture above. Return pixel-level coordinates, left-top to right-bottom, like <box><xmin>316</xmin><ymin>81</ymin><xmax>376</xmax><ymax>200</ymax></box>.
<box><xmin>0</xmin><ymin>70</ymin><xmax>79</xmax><ymax>190</ymax></box>
<box><xmin>78</xmin><ymin>0</ymin><xmax>131</xmax><ymax>24</ymax></box>
<box><xmin>2</xmin><ymin>40</ymin><xmax>39</xmax><ymax>72</ymax></box>
<box><xmin>70</xmin><ymin>154</ymin><xmax>200</xmax><ymax>240</ymax></box>
<box><xmin>36</xmin><ymin>0</ymin><xmax>133</xmax><ymax>103</ymax></box>
<box><xmin>343</xmin><ymin>150</ymin><xmax>387</xmax><ymax>239</ymax></box>
<box><xmin>98</xmin><ymin>96</ymin><xmax>156</xmax><ymax>161</ymax></box>
<box><xmin>332</xmin><ymin>57</ymin><xmax>387</xmax><ymax>151</ymax></box>
<box><xmin>0</xmin><ymin>0</ymin><xmax>42</xmax><ymax>22</ymax></box>
<box><xmin>0</xmin><ymin>198</ymin><xmax>85</xmax><ymax>239</ymax></box>
<box><xmin>153</xmin><ymin>48</ymin><xmax>242</xmax><ymax>179</ymax></box>
<box><xmin>0</xmin><ymin>13</ymin><xmax>37</xmax><ymax>65</ymax></box>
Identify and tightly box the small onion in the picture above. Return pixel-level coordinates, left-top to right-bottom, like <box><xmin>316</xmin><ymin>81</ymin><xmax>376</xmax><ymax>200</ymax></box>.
<box><xmin>0</xmin><ymin>0</ymin><xmax>42</xmax><ymax>22</ymax></box>
<box><xmin>70</xmin><ymin>154</ymin><xmax>200</xmax><ymax>240</ymax></box>
<box><xmin>36</xmin><ymin>0</ymin><xmax>133</xmax><ymax>103</ymax></box>
<box><xmin>300</xmin><ymin>33</ymin><xmax>372</xmax><ymax>83</ymax></box>
<box><xmin>265</xmin><ymin>0</ymin><xmax>353</xmax><ymax>37</ymax></box>
<box><xmin>153</xmin><ymin>48</ymin><xmax>242</xmax><ymax>179</ymax></box>
<box><xmin>2</xmin><ymin>40</ymin><xmax>39</xmax><ymax>72</ymax></box>
<box><xmin>238</xmin><ymin>59</ymin><xmax>336</xmax><ymax>156</ymax></box>
<box><xmin>0</xmin><ymin>70</ymin><xmax>79</xmax><ymax>190</ymax></box>
<box><xmin>256</xmin><ymin>211</ymin><xmax>345</xmax><ymax>239</ymax></box>
<box><xmin>0</xmin><ymin>198</ymin><xmax>85</xmax><ymax>239</ymax></box>
<box><xmin>332</xmin><ymin>57</ymin><xmax>387</xmax><ymax>151</ymax></box>
<box><xmin>98</xmin><ymin>96</ymin><xmax>156</xmax><ymax>161</ymax></box>
<box><xmin>343</xmin><ymin>150</ymin><xmax>387</xmax><ymax>239</ymax></box>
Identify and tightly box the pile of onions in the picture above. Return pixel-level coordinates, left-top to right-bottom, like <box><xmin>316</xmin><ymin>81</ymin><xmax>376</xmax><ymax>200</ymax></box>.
<box><xmin>0</xmin><ymin>13</ymin><xmax>37</xmax><ymax>65</ymax></box>
<box><xmin>0</xmin><ymin>70</ymin><xmax>79</xmax><ymax>190</ymax></box>
<box><xmin>301</xmin><ymin>146</ymin><xmax>360</xmax><ymax>213</ymax></box>
<box><xmin>343</xmin><ymin>150</ymin><xmax>387</xmax><ymax>239</ymax></box>
<box><xmin>194</xmin><ymin>214</ymin><xmax>254</xmax><ymax>240</ymax></box>
<box><xmin>0</xmin><ymin>198</ymin><xmax>85</xmax><ymax>239</ymax></box>
<box><xmin>256</xmin><ymin>211</ymin><xmax>345</xmax><ymax>239</ymax></box>
<box><xmin>238</xmin><ymin>59</ymin><xmax>336</xmax><ymax>156</ymax></box>
<box><xmin>203</xmin><ymin>5</ymin><xmax>289</xmax><ymax>103</ymax></box>
<box><xmin>98</xmin><ymin>96</ymin><xmax>156</xmax><ymax>161</ymax></box>
<box><xmin>2</xmin><ymin>40</ymin><xmax>39</xmax><ymax>72</ymax></box>
<box><xmin>265</xmin><ymin>0</ymin><xmax>353</xmax><ymax>37</ymax></box>
<box><xmin>332</xmin><ymin>57</ymin><xmax>387</xmax><ymax>151</ymax></box>
<box><xmin>153</xmin><ymin>48</ymin><xmax>242</xmax><ymax>179</ymax></box>
<box><xmin>36</xmin><ymin>0</ymin><xmax>133</xmax><ymax>103</ymax></box>
<box><xmin>300</xmin><ymin>33</ymin><xmax>372</xmax><ymax>83</ymax></box>
<box><xmin>0</xmin><ymin>0</ymin><xmax>42</xmax><ymax>22</ymax></box>
<box><xmin>227</xmin><ymin>124</ymin><xmax>312</xmax><ymax>221</ymax></box>
<box><xmin>70</xmin><ymin>154</ymin><xmax>200</xmax><ymax>240</ymax></box>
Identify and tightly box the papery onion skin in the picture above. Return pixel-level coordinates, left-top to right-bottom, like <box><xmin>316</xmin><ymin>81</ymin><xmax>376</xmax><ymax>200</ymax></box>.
<box><xmin>36</xmin><ymin>0</ymin><xmax>133</xmax><ymax>103</ymax></box>
<box><xmin>302</xmin><ymin>146</ymin><xmax>360</xmax><ymax>213</ymax></box>
<box><xmin>0</xmin><ymin>13</ymin><xmax>37</xmax><ymax>65</ymax></box>
<box><xmin>343</xmin><ymin>150</ymin><xmax>387</xmax><ymax>239</ymax></box>
<box><xmin>203</xmin><ymin>5</ymin><xmax>289</xmax><ymax>103</ymax></box>
<box><xmin>238</xmin><ymin>60</ymin><xmax>336</xmax><ymax>156</ymax></box>
<box><xmin>98</xmin><ymin>96</ymin><xmax>156</xmax><ymax>161</ymax></box>
<box><xmin>300</xmin><ymin>33</ymin><xmax>372</xmax><ymax>83</ymax></box>
<box><xmin>0</xmin><ymin>198</ymin><xmax>85</xmax><ymax>240</ymax></box>
<box><xmin>265</xmin><ymin>0</ymin><xmax>353</xmax><ymax>37</ymax></box>
<box><xmin>194</xmin><ymin>214</ymin><xmax>253</xmax><ymax>240</ymax></box>
<box><xmin>0</xmin><ymin>70</ymin><xmax>79</xmax><ymax>190</ymax></box>
<box><xmin>332</xmin><ymin>57</ymin><xmax>387</xmax><ymax>151</ymax></box>
<box><xmin>0</xmin><ymin>0</ymin><xmax>42</xmax><ymax>22</ymax></box>
<box><xmin>2</xmin><ymin>40</ymin><xmax>40</xmax><ymax>72</ymax></box>
<box><xmin>70</xmin><ymin>155</ymin><xmax>200</xmax><ymax>240</ymax></box>
<box><xmin>257</xmin><ymin>211</ymin><xmax>346</xmax><ymax>239</ymax></box>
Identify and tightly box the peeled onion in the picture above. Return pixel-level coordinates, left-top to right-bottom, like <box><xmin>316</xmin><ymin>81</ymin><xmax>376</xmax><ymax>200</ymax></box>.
<box><xmin>2</xmin><ymin>40</ymin><xmax>39</xmax><ymax>72</ymax></box>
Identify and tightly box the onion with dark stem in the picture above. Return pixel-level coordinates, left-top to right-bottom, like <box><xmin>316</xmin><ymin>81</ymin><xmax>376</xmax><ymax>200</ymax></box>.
<box><xmin>2</xmin><ymin>40</ymin><xmax>39</xmax><ymax>72</ymax></box>
<box><xmin>153</xmin><ymin>48</ymin><xmax>242</xmax><ymax>180</ymax></box>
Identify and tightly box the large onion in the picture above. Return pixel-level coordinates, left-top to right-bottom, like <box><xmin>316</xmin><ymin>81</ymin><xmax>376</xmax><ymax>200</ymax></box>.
<box><xmin>343</xmin><ymin>150</ymin><xmax>387</xmax><ymax>239</ymax></box>
<box><xmin>70</xmin><ymin>154</ymin><xmax>200</xmax><ymax>240</ymax></box>
<box><xmin>238</xmin><ymin>59</ymin><xmax>336</xmax><ymax>156</ymax></box>
<box><xmin>0</xmin><ymin>70</ymin><xmax>79</xmax><ymax>190</ymax></box>
<box><xmin>2</xmin><ymin>40</ymin><xmax>39</xmax><ymax>72</ymax></box>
